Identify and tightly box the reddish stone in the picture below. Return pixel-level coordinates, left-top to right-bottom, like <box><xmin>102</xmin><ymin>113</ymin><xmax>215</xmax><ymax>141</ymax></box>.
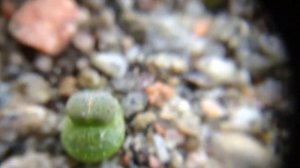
<box><xmin>9</xmin><ymin>0</ymin><xmax>79</xmax><ymax>55</ymax></box>
<box><xmin>145</xmin><ymin>81</ymin><xmax>174</xmax><ymax>107</ymax></box>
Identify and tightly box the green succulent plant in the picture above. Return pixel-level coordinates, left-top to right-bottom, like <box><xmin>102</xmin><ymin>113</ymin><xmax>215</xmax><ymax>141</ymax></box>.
<box><xmin>60</xmin><ymin>90</ymin><xmax>125</xmax><ymax>163</ymax></box>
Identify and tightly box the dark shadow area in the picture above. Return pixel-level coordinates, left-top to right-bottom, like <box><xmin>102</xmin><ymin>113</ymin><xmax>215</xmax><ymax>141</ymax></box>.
<box><xmin>260</xmin><ymin>0</ymin><xmax>300</xmax><ymax>167</ymax></box>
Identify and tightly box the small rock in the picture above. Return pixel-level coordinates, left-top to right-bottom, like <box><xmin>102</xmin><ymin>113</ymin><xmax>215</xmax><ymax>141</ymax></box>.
<box><xmin>193</xmin><ymin>18</ymin><xmax>212</xmax><ymax>37</ymax></box>
<box><xmin>98</xmin><ymin>8</ymin><xmax>116</xmax><ymax>29</ymax></box>
<box><xmin>221</xmin><ymin>105</ymin><xmax>264</xmax><ymax>133</ymax></box>
<box><xmin>92</xmin><ymin>52</ymin><xmax>128</xmax><ymax>78</ymax></box>
<box><xmin>58</xmin><ymin>76</ymin><xmax>77</xmax><ymax>97</ymax></box>
<box><xmin>153</xmin><ymin>134</ymin><xmax>170</xmax><ymax>163</ymax></box>
<box><xmin>256</xmin><ymin>78</ymin><xmax>283</xmax><ymax>107</ymax></box>
<box><xmin>148</xmin><ymin>155</ymin><xmax>161</xmax><ymax>168</ymax></box>
<box><xmin>176</xmin><ymin>116</ymin><xmax>200</xmax><ymax>136</ymax></box>
<box><xmin>236</xmin><ymin>48</ymin><xmax>272</xmax><ymax>73</ymax></box>
<box><xmin>164</xmin><ymin>129</ymin><xmax>185</xmax><ymax>148</ymax></box>
<box><xmin>147</xmin><ymin>53</ymin><xmax>189</xmax><ymax>75</ymax></box>
<box><xmin>13</xmin><ymin>73</ymin><xmax>52</xmax><ymax>104</ymax></box>
<box><xmin>195</xmin><ymin>55</ymin><xmax>239</xmax><ymax>84</ymax></box>
<box><xmin>133</xmin><ymin>111</ymin><xmax>157</xmax><ymax>130</ymax></box>
<box><xmin>122</xmin><ymin>91</ymin><xmax>148</xmax><ymax>117</ymax></box>
<box><xmin>206</xmin><ymin>132</ymin><xmax>278</xmax><ymax>168</ymax></box>
<box><xmin>170</xmin><ymin>150</ymin><xmax>184</xmax><ymax>168</ymax></box>
<box><xmin>101</xmin><ymin>158</ymin><xmax>123</xmax><ymax>168</ymax></box>
<box><xmin>183</xmin><ymin>72</ymin><xmax>212</xmax><ymax>88</ymax></box>
<box><xmin>120</xmin><ymin>11</ymin><xmax>147</xmax><ymax>43</ymax></box>
<box><xmin>0</xmin><ymin>104</ymin><xmax>59</xmax><ymax>139</ymax></box>
<box><xmin>97</xmin><ymin>29</ymin><xmax>122</xmax><ymax>51</ymax></box>
<box><xmin>200</xmin><ymin>98</ymin><xmax>226</xmax><ymax>120</ymax></box>
<box><xmin>1</xmin><ymin>152</ymin><xmax>55</xmax><ymax>168</ymax></box>
<box><xmin>112</xmin><ymin>72</ymin><xmax>155</xmax><ymax>92</ymax></box>
<box><xmin>78</xmin><ymin>68</ymin><xmax>106</xmax><ymax>88</ymax></box>
<box><xmin>145</xmin><ymin>82</ymin><xmax>174</xmax><ymax>107</ymax></box>
<box><xmin>9</xmin><ymin>0</ymin><xmax>79</xmax><ymax>55</ymax></box>
<box><xmin>185</xmin><ymin>150</ymin><xmax>208</xmax><ymax>168</ymax></box>
<box><xmin>34</xmin><ymin>56</ymin><xmax>53</xmax><ymax>73</ymax></box>
<box><xmin>75</xmin><ymin>58</ymin><xmax>90</xmax><ymax>70</ymax></box>
<box><xmin>72</xmin><ymin>31</ymin><xmax>95</xmax><ymax>53</ymax></box>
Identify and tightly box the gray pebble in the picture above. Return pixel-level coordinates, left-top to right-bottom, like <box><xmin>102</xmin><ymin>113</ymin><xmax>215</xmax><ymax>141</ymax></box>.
<box><xmin>13</xmin><ymin>73</ymin><xmax>52</xmax><ymax>104</ymax></box>
<box><xmin>132</xmin><ymin>111</ymin><xmax>156</xmax><ymax>130</ymax></box>
<box><xmin>78</xmin><ymin>68</ymin><xmax>106</xmax><ymax>88</ymax></box>
<box><xmin>92</xmin><ymin>52</ymin><xmax>128</xmax><ymax>78</ymax></box>
<box><xmin>34</xmin><ymin>56</ymin><xmax>53</xmax><ymax>73</ymax></box>
<box><xmin>0</xmin><ymin>104</ymin><xmax>59</xmax><ymax>141</ymax></box>
<box><xmin>122</xmin><ymin>91</ymin><xmax>147</xmax><ymax>117</ymax></box>
<box><xmin>153</xmin><ymin>134</ymin><xmax>170</xmax><ymax>163</ymax></box>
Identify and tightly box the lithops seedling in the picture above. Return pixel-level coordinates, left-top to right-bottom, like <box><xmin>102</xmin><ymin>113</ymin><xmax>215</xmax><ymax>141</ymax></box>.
<box><xmin>60</xmin><ymin>90</ymin><xmax>125</xmax><ymax>163</ymax></box>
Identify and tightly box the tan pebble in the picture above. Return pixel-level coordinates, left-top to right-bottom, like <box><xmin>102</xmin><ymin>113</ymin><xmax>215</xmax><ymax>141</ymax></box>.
<box><xmin>133</xmin><ymin>112</ymin><xmax>157</xmax><ymax>130</ymax></box>
<box><xmin>200</xmin><ymin>98</ymin><xmax>226</xmax><ymax>120</ymax></box>
<box><xmin>9</xmin><ymin>0</ymin><xmax>79</xmax><ymax>55</ymax></box>
<box><xmin>176</xmin><ymin>116</ymin><xmax>200</xmax><ymax>136</ymax></box>
<box><xmin>59</xmin><ymin>76</ymin><xmax>77</xmax><ymax>97</ymax></box>
<box><xmin>207</xmin><ymin>132</ymin><xmax>279</xmax><ymax>168</ymax></box>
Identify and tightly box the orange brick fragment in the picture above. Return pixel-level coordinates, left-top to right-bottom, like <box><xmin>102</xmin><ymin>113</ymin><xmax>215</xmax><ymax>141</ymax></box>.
<box><xmin>193</xmin><ymin>18</ymin><xmax>212</xmax><ymax>37</ymax></box>
<box><xmin>145</xmin><ymin>81</ymin><xmax>174</xmax><ymax>107</ymax></box>
<box><xmin>9</xmin><ymin>0</ymin><xmax>79</xmax><ymax>55</ymax></box>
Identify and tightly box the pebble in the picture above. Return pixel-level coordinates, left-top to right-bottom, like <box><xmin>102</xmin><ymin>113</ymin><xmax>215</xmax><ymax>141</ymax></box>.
<box><xmin>122</xmin><ymin>91</ymin><xmax>148</xmax><ymax>117</ymax></box>
<box><xmin>92</xmin><ymin>52</ymin><xmax>128</xmax><ymax>78</ymax></box>
<box><xmin>183</xmin><ymin>72</ymin><xmax>212</xmax><ymax>88</ymax></box>
<box><xmin>221</xmin><ymin>105</ymin><xmax>264</xmax><ymax>133</ymax></box>
<box><xmin>193</xmin><ymin>18</ymin><xmax>212</xmax><ymax>37</ymax></box>
<box><xmin>164</xmin><ymin>129</ymin><xmax>185</xmax><ymax>148</ymax></box>
<box><xmin>112</xmin><ymin>72</ymin><xmax>155</xmax><ymax>92</ymax></box>
<box><xmin>153</xmin><ymin>134</ymin><xmax>170</xmax><ymax>163</ymax></box>
<box><xmin>1</xmin><ymin>153</ymin><xmax>69</xmax><ymax>168</ymax></box>
<box><xmin>170</xmin><ymin>150</ymin><xmax>184</xmax><ymax>168</ymax></box>
<box><xmin>0</xmin><ymin>104</ymin><xmax>59</xmax><ymax>140</ymax></box>
<box><xmin>200</xmin><ymin>98</ymin><xmax>226</xmax><ymax>120</ymax></box>
<box><xmin>148</xmin><ymin>155</ymin><xmax>161</xmax><ymax>168</ymax></box>
<box><xmin>78</xmin><ymin>68</ymin><xmax>106</xmax><ymax>88</ymax></box>
<box><xmin>120</xmin><ymin>11</ymin><xmax>147</xmax><ymax>44</ymax></box>
<box><xmin>236</xmin><ymin>48</ymin><xmax>272</xmax><ymax>73</ymax></box>
<box><xmin>206</xmin><ymin>132</ymin><xmax>278</xmax><ymax>168</ymax></box>
<box><xmin>160</xmin><ymin>97</ymin><xmax>201</xmax><ymax>137</ymax></box>
<box><xmin>58</xmin><ymin>76</ymin><xmax>77</xmax><ymax>97</ymax></box>
<box><xmin>97</xmin><ymin>29</ymin><xmax>122</xmax><ymax>51</ymax></box>
<box><xmin>148</xmin><ymin>53</ymin><xmax>189</xmax><ymax>75</ymax></box>
<box><xmin>145</xmin><ymin>82</ymin><xmax>174</xmax><ymax>107</ymax></box>
<box><xmin>176</xmin><ymin>115</ymin><xmax>200</xmax><ymax>137</ymax></box>
<box><xmin>9</xmin><ymin>0</ymin><xmax>78</xmax><ymax>55</ymax></box>
<box><xmin>195</xmin><ymin>55</ymin><xmax>239</xmax><ymax>84</ymax></box>
<box><xmin>1</xmin><ymin>152</ymin><xmax>54</xmax><ymax>168</ymax></box>
<box><xmin>256</xmin><ymin>78</ymin><xmax>282</xmax><ymax>107</ymax></box>
<box><xmin>258</xmin><ymin>34</ymin><xmax>286</xmax><ymax>63</ymax></box>
<box><xmin>13</xmin><ymin>73</ymin><xmax>52</xmax><ymax>104</ymax></box>
<box><xmin>133</xmin><ymin>111</ymin><xmax>157</xmax><ymax>130</ymax></box>
<box><xmin>72</xmin><ymin>31</ymin><xmax>95</xmax><ymax>53</ymax></box>
<box><xmin>188</xmin><ymin>37</ymin><xmax>207</xmax><ymax>58</ymax></box>
<box><xmin>34</xmin><ymin>56</ymin><xmax>53</xmax><ymax>73</ymax></box>
<box><xmin>101</xmin><ymin>158</ymin><xmax>123</xmax><ymax>168</ymax></box>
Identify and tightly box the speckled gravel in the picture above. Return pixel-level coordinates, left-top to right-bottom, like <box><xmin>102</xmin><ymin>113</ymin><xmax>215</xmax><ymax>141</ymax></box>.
<box><xmin>0</xmin><ymin>0</ymin><xmax>291</xmax><ymax>168</ymax></box>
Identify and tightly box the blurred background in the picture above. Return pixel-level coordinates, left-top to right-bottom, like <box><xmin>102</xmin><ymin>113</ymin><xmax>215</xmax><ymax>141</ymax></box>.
<box><xmin>0</xmin><ymin>0</ymin><xmax>298</xmax><ymax>167</ymax></box>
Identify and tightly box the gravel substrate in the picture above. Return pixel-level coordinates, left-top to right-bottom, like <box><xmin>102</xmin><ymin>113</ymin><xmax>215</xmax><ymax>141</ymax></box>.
<box><xmin>0</xmin><ymin>0</ymin><xmax>291</xmax><ymax>168</ymax></box>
